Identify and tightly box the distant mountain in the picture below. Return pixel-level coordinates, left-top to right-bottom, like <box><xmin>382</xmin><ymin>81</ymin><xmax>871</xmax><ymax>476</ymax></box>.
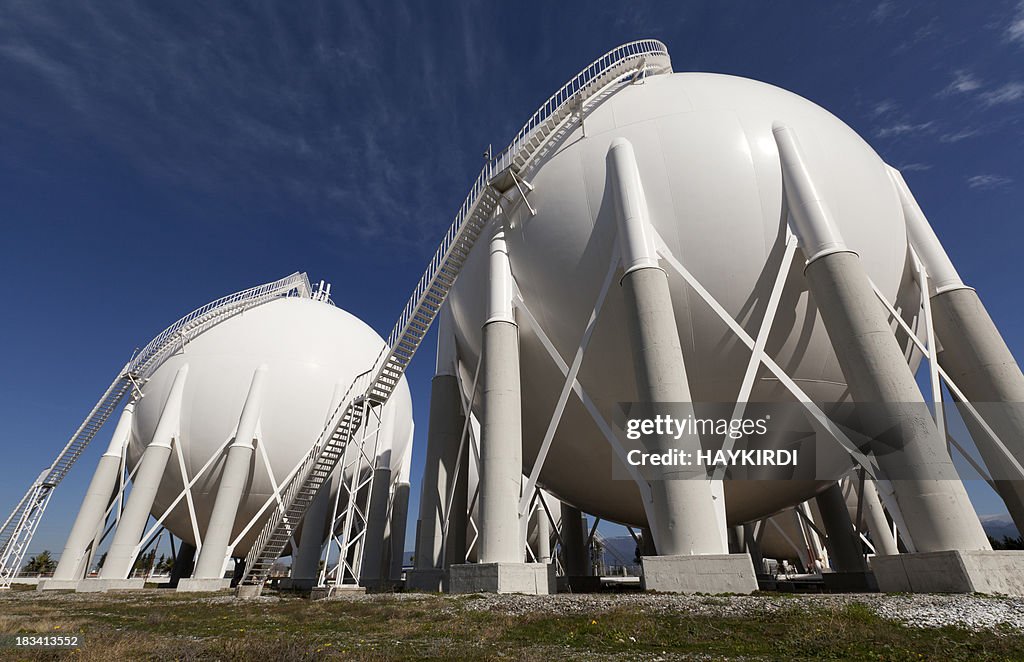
<box><xmin>980</xmin><ymin>514</ymin><xmax>1021</xmax><ymax>541</ymax></box>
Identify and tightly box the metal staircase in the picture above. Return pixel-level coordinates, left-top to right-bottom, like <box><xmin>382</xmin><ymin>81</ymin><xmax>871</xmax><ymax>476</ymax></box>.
<box><xmin>237</xmin><ymin>40</ymin><xmax>673</xmax><ymax>592</ymax></box>
<box><xmin>1</xmin><ymin>40</ymin><xmax>673</xmax><ymax>592</ymax></box>
<box><xmin>0</xmin><ymin>272</ymin><xmax>312</xmax><ymax>588</ymax></box>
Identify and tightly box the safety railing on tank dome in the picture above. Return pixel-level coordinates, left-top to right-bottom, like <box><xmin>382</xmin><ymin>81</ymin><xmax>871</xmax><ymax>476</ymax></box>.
<box><xmin>492</xmin><ymin>39</ymin><xmax>672</xmax><ymax>172</ymax></box>
<box><xmin>126</xmin><ymin>271</ymin><xmax>312</xmax><ymax>380</ymax></box>
<box><xmin>379</xmin><ymin>39</ymin><xmax>672</xmax><ymax>378</ymax></box>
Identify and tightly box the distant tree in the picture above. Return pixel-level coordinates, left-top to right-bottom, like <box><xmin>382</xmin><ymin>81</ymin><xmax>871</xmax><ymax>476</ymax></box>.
<box><xmin>23</xmin><ymin>550</ymin><xmax>56</xmax><ymax>575</ymax></box>
<box><xmin>989</xmin><ymin>535</ymin><xmax>1024</xmax><ymax>550</ymax></box>
<box><xmin>155</xmin><ymin>554</ymin><xmax>174</xmax><ymax>574</ymax></box>
<box><xmin>132</xmin><ymin>549</ymin><xmax>157</xmax><ymax>575</ymax></box>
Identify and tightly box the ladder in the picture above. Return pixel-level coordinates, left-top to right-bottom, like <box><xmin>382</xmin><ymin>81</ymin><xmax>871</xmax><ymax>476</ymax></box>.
<box><xmin>0</xmin><ymin>272</ymin><xmax>312</xmax><ymax>588</ymax></box>
<box><xmin>237</xmin><ymin>40</ymin><xmax>674</xmax><ymax>592</ymax></box>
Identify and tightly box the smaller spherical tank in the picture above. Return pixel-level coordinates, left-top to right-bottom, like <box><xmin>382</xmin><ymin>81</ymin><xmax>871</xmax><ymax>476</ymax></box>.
<box><xmin>127</xmin><ymin>297</ymin><xmax>413</xmax><ymax>555</ymax></box>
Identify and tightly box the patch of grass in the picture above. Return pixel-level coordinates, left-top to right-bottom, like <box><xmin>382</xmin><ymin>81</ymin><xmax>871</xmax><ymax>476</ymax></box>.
<box><xmin>0</xmin><ymin>592</ymin><xmax>1022</xmax><ymax>661</ymax></box>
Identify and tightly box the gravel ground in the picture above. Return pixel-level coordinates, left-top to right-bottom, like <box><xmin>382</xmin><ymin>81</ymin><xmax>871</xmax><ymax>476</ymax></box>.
<box><xmin>448</xmin><ymin>592</ymin><xmax>1024</xmax><ymax>632</ymax></box>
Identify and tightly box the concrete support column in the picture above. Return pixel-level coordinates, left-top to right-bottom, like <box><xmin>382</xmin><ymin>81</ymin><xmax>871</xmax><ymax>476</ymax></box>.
<box><xmin>410</xmin><ymin>374</ymin><xmax>464</xmax><ymax>588</ymax></box>
<box><xmin>815</xmin><ymin>483</ymin><xmax>866</xmax><ymax>573</ymax></box>
<box><xmin>50</xmin><ymin>404</ymin><xmax>135</xmax><ymax>583</ymax></box>
<box><xmin>359</xmin><ymin>465</ymin><xmax>393</xmax><ymax>587</ymax></box>
<box><xmin>608</xmin><ymin>138</ymin><xmax>726</xmax><ymax>556</ymax></box>
<box><xmin>857</xmin><ymin>479</ymin><xmax>899</xmax><ymax>556</ymax></box>
<box><xmin>531</xmin><ymin>496</ymin><xmax>552</xmax><ymax>564</ymax></box>
<box><xmin>168</xmin><ymin>542</ymin><xmax>196</xmax><ymax>588</ymax></box>
<box><xmin>560</xmin><ymin>504</ymin><xmax>589</xmax><ymax>577</ymax></box>
<box><xmin>477</xmin><ymin>227</ymin><xmax>524</xmax><ymax>564</ymax></box>
<box><xmin>892</xmin><ymin>166</ymin><xmax>1024</xmax><ymax>534</ymax></box>
<box><xmin>775</xmin><ymin>124</ymin><xmax>989</xmax><ymax>554</ymax></box>
<box><xmin>100</xmin><ymin>364</ymin><xmax>190</xmax><ymax>580</ymax></box>
<box><xmin>389</xmin><ymin>446</ymin><xmax>413</xmax><ymax>580</ymax></box>
<box><xmin>443</xmin><ymin>426</ymin><xmax>469</xmax><ymax>568</ymax></box>
<box><xmin>190</xmin><ymin>366</ymin><xmax>267</xmax><ymax>582</ymax></box>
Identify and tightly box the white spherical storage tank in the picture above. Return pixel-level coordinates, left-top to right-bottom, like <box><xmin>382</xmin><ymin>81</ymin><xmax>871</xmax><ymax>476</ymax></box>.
<box><xmin>126</xmin><ymin>296</ymin><xmax>413</xmax><ymax>556</ymax></box>
<box><xmin>446</xmin><ymin>71</ymin><xmax>922</xmax><ymax>528</ymax></box>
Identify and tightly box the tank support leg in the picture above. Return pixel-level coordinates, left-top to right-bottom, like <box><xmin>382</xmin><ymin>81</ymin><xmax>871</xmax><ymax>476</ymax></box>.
<box><xmin>857</xmin><ymin>479</ymin><xmax>899</xmax><ymax>556</ymax></box>
<box><xmin>532</xmin><ymin>499</ymin><xmax>551</xmax><ymax>564</ymax></box>
<box><xmin>559</xmin><ymin>503</ymin><xmax>589</xmax><ymax>578</ymax></box>
<box><xmin>449</xmin><ymin>225</ymin><xmax>553</xmax><ymax>594</ymax></box>
<box><xmin>77</xmin><ymin>365</ymin><xmax>190</xmax><ymax>591</ymax></box>
<box><xmin>814</xmin><ymin>483</ymin><xmax>875</xmax><ymax>590</ymax></box>
<box><xmin>606</xmin><ymin>138</ymin><xmax>757</xmax><ymax>594</ymax></box>
<box><xmin>358</xmin><ymin>465</ymin><xmax>392</xmax><ymax>588</ymax></box>
<box><xmin>892</xmin><ymin>167</ymin><xmax>1024</xmax><ymax>534</ymax></box>
<box><xmin>388</xmin><ymin>448</ymin><xmax>413</xmax><ymax>581</ymax></box>
<box><xmin>408</xmin><ymin>373</ymin><xmax>464</xmax><ymax>591</ymax></box>
<box><xmin>41</xmin><ymin>404</ymin><xmax>136</xmax><ymax>590</ymax></box>
<box><xmin>181</xmin><ymin>366</ymin><xmax>268</xmax><ymax>591</ymax></box>
<box><xmin>773</xmin><ymin>125</ymin><xmax>1024</xmax><ymax>594</ymax></box>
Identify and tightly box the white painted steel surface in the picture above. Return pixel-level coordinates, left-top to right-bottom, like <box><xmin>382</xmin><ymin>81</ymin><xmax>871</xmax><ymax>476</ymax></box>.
<box><xmin>126</xmin><ymin>297</ymin><xmax>413</xmax><ymax>555</ymax></box>
<box><xmin>447</xmin><ymin>71</ymin><xmax>920</xmax><ymax>527</ymax></box>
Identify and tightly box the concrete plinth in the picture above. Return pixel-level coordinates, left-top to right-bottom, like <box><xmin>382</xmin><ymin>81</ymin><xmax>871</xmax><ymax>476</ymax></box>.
<box><xmin>175</xmin><ymin>578</ymin><xmax>231</xmax><ymax>593</ymax></box>
<box><xmin>870</xmin><ymin>551</ymin><xmax>1024</xmax><ymax>595</ymax></box>
<box><xmin>405</xmin><ymin>568</ymin><xmax>446</xmax><ymax>592</ymax></box>
<box><xmin>37</xmin><ymin>579</ymin><xmax>85</xmax><ymax>592</ymax></box>
<box><xmin>448</xmin><ymin>563</ymin><xmax>555</xmax><ymax>595</ymax></box>
<box><xmin>641</xmin><ymin>554</ymin><xmax>758</xmax><ymax>594</ymax></box>
<box><xmin>821</xmin><ymin>571</ymin><xmax>877</xmax><ymax>593</ymax></box>
<box><xmin>75</xmin><ymin>578</ymin><xmax>146</xmax><ymax>593</ymax></box>
<box><xmin>310</xmin><ymin>585</ymin><xmax>368</xmax><ymax>600</ymax></box>
<box><xmin>234</xmin><ymin>584</ymin><xmax>264</xmax><ymax>599</ymax></box>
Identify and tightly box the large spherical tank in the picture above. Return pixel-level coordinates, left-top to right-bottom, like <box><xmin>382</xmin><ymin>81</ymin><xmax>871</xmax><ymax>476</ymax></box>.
<box><xmin>447</xmin><ymin>72</ymin><xmax>921</xmax><ymax>526</ymax></box>
<box><xmin>126</xmin><ymin>297</ymin><xmax>413</xmax><ymax>554</ymax></box>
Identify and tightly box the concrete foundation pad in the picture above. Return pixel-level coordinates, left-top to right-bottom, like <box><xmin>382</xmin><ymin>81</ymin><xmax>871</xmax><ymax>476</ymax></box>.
<box><xmin>310</xmin><ymin>585</ymin><xmax>368</xmax><ymax>600</ymax></box>
<box><xmin>37</xmin><ymin>579</ymin><xmax>84</xmax><ymax>592</ymax></box>
<box><xmin>234</xmin><ymin>584</ymin><xmax>264</xmax><ymax>599</ymax></box>
<box><xmin>448</xmin><ymin>563</ymin><xmax>554</xmax><ymax>595</ymax></box>
<box><xmin>871</xmin><ymin>550</ymin><xmax>1024</xmax><ymax>595</ymax></box>
<box><xmin>641</xmin><ymin>554</ymin><xmax>758</xmax><ymax>594</ymax></box>
<box><xmin>406</xmin><ymin>569</ymin><xmax>446</xmax><ymax>592</ymax></box>
<box><xmin>75</xmin><ymin>578</ymin><xmax>147</xmax><ymax>593</ymax></box>
<box><xmin>175</xmin><ymin>578</ymin><xmax>232</xmax><ymax>593</ymax></box>
<box><xmin>821</xmin><ymin>571</ymin><xmax>878</xmax><ymax>593</ymax></box>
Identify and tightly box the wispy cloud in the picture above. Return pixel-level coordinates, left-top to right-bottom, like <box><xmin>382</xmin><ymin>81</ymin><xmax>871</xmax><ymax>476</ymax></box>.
<box><xmin>875</xmin><ymin>121</ymin><xmax>935</xmax><ymax>138</ymax></box>
<box><xmin>981</xmin><ymin>81</ymin><xmax>1024</xmax><ymax>105</ymax></box>
<box><xmin>870</xmin><ymin>1</ymin><xmax>896</xmax><ymax>23</ymax></box>
<box><xmin>0</xmin><ymin>2</ymin><xmax>487</xmax><ymax>251</ymax></box>
<box><xmin>939</xmin><ymin>127</ymin><xmax>981</xmax><ymax>143</ymax></box>
<box><xmin>897</xmin><ymin>163</ymin><xmax>932</xmax><ymax>172</ymax></box>
<box><xmin>1008</xmin><ymin>1</ymin><xmax>1024</xmax><ymax>44</ymax></box>
<box><xmin>966</xmin><ymin>174</ymin><xmax>1012</xmax><ymax>190</ymax></box>
<box><xmin>871</xmin><ymin>99</ymin><xmax>898</xmax><ymax>117</ymax></box>
<box><xmin>940</xmin><ymin>70</ymin><xmax>982</xmax><ymax>96</ymax></box>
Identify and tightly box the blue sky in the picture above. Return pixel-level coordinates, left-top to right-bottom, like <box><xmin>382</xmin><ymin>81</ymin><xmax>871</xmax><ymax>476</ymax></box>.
<box><xmin>2</xmin><ymin>1</ymin><xmax>1023</xmax><ymax>558</ymax></box>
